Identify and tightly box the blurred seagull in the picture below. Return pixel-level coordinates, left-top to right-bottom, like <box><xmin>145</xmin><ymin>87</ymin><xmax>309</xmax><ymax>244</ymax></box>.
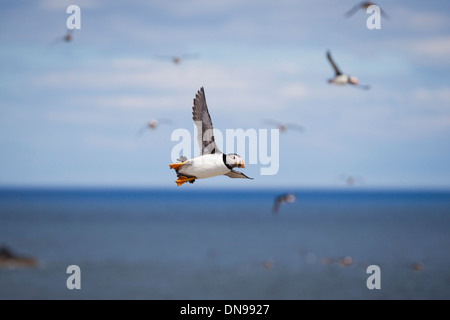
<box><xmin>169</xmin><ymin>87</ymin><xmax>252</xmax><ymax>186</ymax></box>
<box><xmin>272</xmin><ymin>193</ymin><xmax>296</xmax><ymax>214</ymax></box>
<box><xmin>344</xmin><ymin>2</ymin><xmax>389</xmax><ymax>19</ymax></box>
<box><xmin>326</xmin><ymin>50</ymin><xmax>370</xmax><ymax>90</ymax></box>
<box><xmin>154</xmin><ymin>53</ymin><xmax>200</xmax><ymax>65</ymax></box>
<box><xmin>136</xmin><ymin>118</ymin><xmax>172</xmax><ymax>136</ymax></box>
<box><xmin>264</xmin><ymin>120</ymin><xmax>304</xmax><ymax>133</ymax></box>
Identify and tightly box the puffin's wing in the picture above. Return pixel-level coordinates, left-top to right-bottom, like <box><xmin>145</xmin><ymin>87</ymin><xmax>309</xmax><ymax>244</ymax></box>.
<box><xmin>285</xmin><ymin>123</ymin><xmax>305</xmax><ymax>132</ymax></box>
<box><xmin>380</xmin><ymin>8</ymin><xmax>390</xmax><ymax>19</ymax></box>
<box><xmin>180</xmin><ymin>52</ymin><xmax>200</xmax><ymax>60</ymax></box>
<box><xmin>192</xmin><ymin>87</ymin><xmax>221</xmax><ymax>155</ymax></box>
<box><xmin>272</xmin><ymin>197</ymin><xmax>282</xmax><ymax>214</ymax></box>
<box><xmin>263</xmin><ymin>119</ymin><xmax>281</xmax><ymax>126</ymax></box>
<box><xmin>224</xmin><ymin>170</ymin><xmax>253</xmax><ymax>179</ymax></box>
<box><xmin>327</xmin><ymin>51</ymin><xmax>342</xmax><ymax>76</ymax></box>
<box><xmin>344</xmin><ymin>3</ymin><xmax>362</xmax><ymax>18</ymax></box>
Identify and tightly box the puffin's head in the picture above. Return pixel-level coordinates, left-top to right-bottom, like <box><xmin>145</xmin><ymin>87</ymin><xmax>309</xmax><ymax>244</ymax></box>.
<box><xmin>349</xmin><ymin>76</ymin><xmax>359</xmax><ymax>85</ymax></box>
<box><xmin>149</xmin><ymin>119</ymin><xmax>158</xmax><ymax>128</ymax></box>
<box><xmin>226</xmin><ymin>153</ymin><xmax>245</xmax><ymax>168</ymax></box>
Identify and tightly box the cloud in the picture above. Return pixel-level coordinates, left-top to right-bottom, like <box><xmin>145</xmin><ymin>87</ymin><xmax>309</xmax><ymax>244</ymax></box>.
<box><xmin>407</xmin><ymin>37</ymin><xmax>450</xmax><ymax>60</ymax></box>
<box><xmin>279</xmin><ymin>83</ymin><xmax>309</xmax><ymax>100</ymax></box>
<box><xmin>413</xmin><ymin>87</ymin><xmax>450</xmax><ymax>108</ymax></box>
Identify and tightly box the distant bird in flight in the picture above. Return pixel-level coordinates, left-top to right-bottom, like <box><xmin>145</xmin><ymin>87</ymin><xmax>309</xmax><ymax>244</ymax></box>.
<box><xmin>344</xmin><ymin>2</ymin><xmax>389</xmax><ymax>19</ymax></box>
<box><xmin>154</xmin><ymin>53</ymin><xmax>200</xmax><ymax>65</ymax></box>
<box><xmin>326</xmin><ymin>51</ymin><xmax>370</xmax><ymax>90</ymax></box>
<box><xmin>321</xmin><ymin>255</ymin><xmax>353</xmax><ymax>267</ymax></box>
<box><xmin>339</xmin><ymin>174</ymin><xmax>364</xmax><ymax>186</ymax></box>
<box><xmin>263</xmin><ymin>120</ymin><xmax>305</xmax><ymax>133</ymax></box>
<box><xmin>136</xmin><ymin>118</ymin><xmax>172</xmax><ymax>136</ymax></box>
<box><xmin>49</xmin><ymin>29</ymin><xmax>74</xmax><ymax>46</ymax></box>
<box><xmin>412</xmin><ymin>261</ymin><xmax>424</xmax><ymax>272</ymax></box>
<box><xmin>272</xmin><ymin>193</ymin><xmax>296</xmax><ymax>214</ymax></box>
<box><xmin>169</xmin><ymin>87</ymin><xmax>252</xmax><ymax>186</ymax></box>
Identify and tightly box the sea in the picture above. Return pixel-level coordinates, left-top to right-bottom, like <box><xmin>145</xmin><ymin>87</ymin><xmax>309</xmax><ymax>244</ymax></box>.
<box><xmin>1</xmin><ymin>187</ymin><xmax>449</xmax><ymax>300</ymax></box>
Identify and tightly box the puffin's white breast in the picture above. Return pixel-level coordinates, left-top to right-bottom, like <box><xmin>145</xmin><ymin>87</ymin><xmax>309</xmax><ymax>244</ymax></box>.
<box><xmin>331</xmin><ymin>74</ymin><xmax>349</xmax><ymax>85</ymax></box>
<box><xmin>180</xmin><ymin>154</ymin><xmax>230</xmax><ymax>179</ymax></box>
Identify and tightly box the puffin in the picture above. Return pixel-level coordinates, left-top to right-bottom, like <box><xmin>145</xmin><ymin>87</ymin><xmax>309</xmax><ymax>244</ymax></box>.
<box><xmin>154</xmin><ymin>53</ymin><xmax>200</xmax><ymax>65</ymax></box>
<box><xmin>344</xmin><ymin>2</ymin><xmax>389</xmax><ymax>19</ymax></box>
<box><xmin>169</xmin><ymin>87</ymin><xmax>253</xmax><ymax>186</ymax></box>
<box><xmin>49</xmin><ymin>29</ymin><xmax>74</xmax><ymax>46</ymax></box>
<box><xmin>326</xmin><ymin>51</ymin><xmax>370</xmax><ymax>90</ymax></box>
<box><xmin>272</xmin><ymin>193</ymin><xmax>296</xmax><ymax>214</ymax></box>
<box><xmin>264</xmin><ymin>120</ymin><xmax>304</xmax><ymax>133</ymax></box>
<box><xmin>136</xmin><ymin>118</ymin><xmax>172</xmax><ymax>136</ymax></box>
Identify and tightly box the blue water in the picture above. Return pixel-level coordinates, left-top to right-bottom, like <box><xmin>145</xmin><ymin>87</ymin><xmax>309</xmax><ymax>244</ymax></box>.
<box><xmin>1</xmin><ymin>187</ymin><xmax>450</xmax><ymax>300</ymax></box>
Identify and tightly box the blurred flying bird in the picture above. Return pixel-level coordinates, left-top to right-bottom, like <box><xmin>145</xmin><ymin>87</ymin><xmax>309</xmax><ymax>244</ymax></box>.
<box><xmin>0</xmin><ymin>245</ymin><xmax>38</xmax><ymax>269</ymax></box>
<box><xmin>272</xmin><ymin>193</ymin><xmax>296</xmax><ymax>214</ymax></box>
<box><xmin>339</xmin><ymin>174</ymin><xmax>364</xmax><ymax>186</ymax></box>
<box><xmin>49</xmin><ymin>29</ymin><xmax>74</xmax><ymax>46</ymax></box>
<box><xmin>412</xmin><ymin>261</ymin><xmax>424</xmax><ymax>272</ymax></box>
<box><xmin>344</xmin><ymin>2</ymin><xmax>389</xmax><ymax>19</ymax></box>
<box><xmin>169</xmin><ymin>87</ymin><xmax>252</xmax><ymax>186</ymax></box>
<box><xmin>154</xmin><ymin>53</ymin><xmax>200</xmax><ymax>65</ymax></box>
<box><xmin>136</xmin><ymin>118</ymin><xmax>172</xmax><ymax>136</ymax></box>
<box><xmin>321</xmin><ymin>255</ymin><xmax>353</xmax><ymax>267</ymax></box>
<box><xmin>263</xmin><ymin>120</ymin><xmax>305</xmax><ymax>133</ymax></box>
<box><xmin>326</xmin><ymin>50</ymin><xmax>371</xmax><ymax>90</ymax></box>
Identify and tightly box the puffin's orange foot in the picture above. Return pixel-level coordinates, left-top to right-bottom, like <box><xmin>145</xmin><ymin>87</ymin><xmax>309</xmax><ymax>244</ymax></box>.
<box><xmin>169</xmin><ymin>161</ymin><xmax>187</xmax><ymax>170</ymax></box>
<box><xmin>176</xmin><ymin>175</ymin><xmax>195</xmax><ymax>186</ymax></box>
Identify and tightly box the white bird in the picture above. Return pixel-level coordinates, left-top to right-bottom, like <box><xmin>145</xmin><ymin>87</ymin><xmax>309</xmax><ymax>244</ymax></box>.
<box><xmin>327</xmin><ymin>51</ymin><xmax>370</xmax><ymax>90</ymax></box>
<box><xmin>169</xmin><ymin>87</ymin><xmax>253</xmax><ymax>186</ymax></box>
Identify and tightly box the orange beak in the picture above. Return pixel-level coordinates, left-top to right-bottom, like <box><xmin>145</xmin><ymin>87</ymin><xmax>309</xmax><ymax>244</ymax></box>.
<box><xmin>241</xmin><ymin>160</ymin><xmax>245</xmax><ymax>168</ymax></box>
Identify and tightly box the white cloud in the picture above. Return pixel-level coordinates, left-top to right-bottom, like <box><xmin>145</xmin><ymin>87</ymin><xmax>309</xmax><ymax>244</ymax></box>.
<box><xmin>413</xmin><ymin>87</ymin><xmax>450</xmax><ymax>106</ymax></box>
<box><xmin>95</xmin><ymin>95</ymin><xmax>179</xmax><ymax>110</ymax></box>
<box><xmin>279</xmin><ymin>83</ymin><xmax>309</xmax><ymax>100</ymax></box>
<box><xmin>407</xmin><ymin>37</ymin><xmax>450</xmax><ymax>60</ymax></box>
<box><xmin>388</xmin><ymin>5</ymin><xmax>450</xmax><ymax>32</ymax></box>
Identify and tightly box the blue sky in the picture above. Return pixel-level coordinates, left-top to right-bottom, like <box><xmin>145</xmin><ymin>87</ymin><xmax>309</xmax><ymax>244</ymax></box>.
<box><xmin>1</xmin><ymin>0</ymin><xmax>450</xmax><ymax>189</ymax></box>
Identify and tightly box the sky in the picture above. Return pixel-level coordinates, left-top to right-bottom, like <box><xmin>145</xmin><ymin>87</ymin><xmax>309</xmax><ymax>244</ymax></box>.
<box><xmin>0</xmin><ymin>0</ymin><xmax>450</xmax><ymax>189</ymax></box>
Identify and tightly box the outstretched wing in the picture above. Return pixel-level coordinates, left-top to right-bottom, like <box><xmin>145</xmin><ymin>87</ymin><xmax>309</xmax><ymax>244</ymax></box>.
<box><xmin>344</xmin><ymin>3</ymin><xmax>362</xmax><ymax>18</ymax></box>
<box><xmin>192</xmin><ymin>87</ymin><xmax>221</xmax><ymax>155</ymax></box>
<box><xmin>285</xmin><ymin>123</ymin><xmax>305</xmax><ymax>132</ymax></box>
<box><xmin>272</xmin><ymin>198</ymin><xmax>282</xmax><ymax>214</ymax></box>
<box><xmin>224</xmin><ymin>170</ymin><xmax>253</xmax><ymax>179</ymax></box>
<box><xmin>326</xmin><ymin>51</ymin><xmax>342</xmax><ymax>76</ymax></box>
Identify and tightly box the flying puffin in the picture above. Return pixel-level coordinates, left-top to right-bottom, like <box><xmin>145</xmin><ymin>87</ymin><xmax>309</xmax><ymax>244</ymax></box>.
<box><xmin>326</xmin><ymin>51</ymin><xmax>370</xmax><ymax>90</ymax></box>
<box><xmin>263</xmin><ymin>120</ymin><xmax>304</xmax><ymax>133</ymax></box>
<box><xmin>49</xmin><ymin>29</ymin><xmax>74</xmax><ymax>46</ymax></box>
<box><xmin>169</xmin><ymin>87</ymin><xmax>253</xmax><ymax>186</ymax></box>
<box><xmin>154</xmin><ymin>53</ymin><xmax>200</xmax><ymax>65</ymax></box>
<box><xmin>272</xmin><ymin>193</ymin><xmax>296</xmax><ymax>214</ymax></box>
<box><xmin>136</xmin><ymin>118</ymin><xmax>172</xmax><ymax>136</ymax></box>
<box><xmin>344</xmin><ymin>2</ymin><xmax>389</xmax><ymax>19</ymax></box>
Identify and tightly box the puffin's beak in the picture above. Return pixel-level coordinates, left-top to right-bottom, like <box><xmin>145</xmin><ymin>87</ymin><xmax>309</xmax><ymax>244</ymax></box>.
<box><xmin>240</xmin><ymin>160</ymin><xmax>245</xmax><ymax>168</ymax></box>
